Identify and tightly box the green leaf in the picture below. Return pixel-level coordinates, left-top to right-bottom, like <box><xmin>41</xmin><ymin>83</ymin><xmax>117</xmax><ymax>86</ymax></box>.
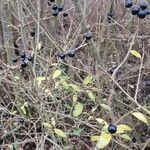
<box><xmin>116</xmin><ymin>124</ymin><xmax>132</xmax><ymax>133</ymax></box>
<box><xmin>91</xmin><ymin>135</ymin><xmax>100</xmax><ymax>142</ymax></box>
<box><xmin>70</xmin><ymin>84</ymin><xmax>80</xmax><ymax>92</ymax></box>
<box><xmin>119</xmin><ymin>134</ymin><xmax>132</xmax><ymax>141</ymax></box>
<box><xmin>132</xmin><ymin>112</ymin><xmax>148</xmax><ymax>125</ymax></box>
<box><xmin>54</xmin><ymin>128</ymin><xmax>67</xmax><ymax>138</ymax></box>
<box><xmin>73</xmin><ymin>128</ymin><xmax>84</xmax><ymax>136</ymax></box>
<box><xmin>73</xmin><ymin>102</ymin><xmax>83</xmax><ymax>117</ymax></box>
<box><xmin>52</xmin><ymin>69</ymin><xmax>62</xmax><ymax>79</ymax></box>
<box><xmin>96</xmin><ymin>132</ymin><xmax>112</xmax><ymax>149</ymax></box>
<box><xmin>83</xmin><ymin>75</ymin><xmax>93</xmax><ymax>85</ymax></box>
<box><xmin>100</xmin><ymin>104</ymin><xmax>111</xmax><ymax>111</ymax></box>
<box><xmin>73</xmin><ymin>95</ymin><xmax>78</xmax><ymax>102</ymax></box>
<box><xmin>96</xmin><ymin>118</ymin><xmax>108</xmax><ymax>125</ymax></box>
<box><xmin>130</xmin><ymin>50</ymin><xmax>142</xmax><ymax>58</ymax></box>
<box><xmin>42</xmin><ymin>122</ymin><xmax>53</xmax><ymax>128</ymax></box>
<box><xmin>87</xmin><ymin>91</ymin><xmax>95</xmax><ymax>101</ymax></box>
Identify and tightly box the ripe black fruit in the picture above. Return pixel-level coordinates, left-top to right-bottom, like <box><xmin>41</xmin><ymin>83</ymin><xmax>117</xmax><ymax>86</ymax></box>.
<box><xmin>84</xmin><ymin>32</ymin><xmax>92</xmax><ymax>40</ymax></box>
<box><xmin>52</xmin><ymin>5</ymin><xmax>58</xmax><ymax>10</ymax></box>
<box><xmin>125</xmin><ymin>0</ymin><xmax>133</xmax><ymax>8</ymax></box>
<box><xmin>57</xmin><ymin>53</ymin><xmax>66</xmax><ymax>59</ymax></box>
<box><xmin>140</xmin><ymin>3</ymin><xmax>148</xmax><ymax>10</ymax></box>
<box><xmin>147</xmin><ymin>10</ymin><xmax>150</xmax><ymax>15</ymax></box>
<box><xmin>27</xmin><ymin>55</ymin><xmax>34</xmax><ymax>61</ymax></box>
<box><xmin>58</xmin><ymin>6</ymin><xmax>63</xmax><ymax>12</ymax></box>
<box><xmin>20</xmin><ymin>52</ymin><xmax>26</xmax><ymax>58</ymax></box>
<box><xmin>131</xmin><ymin>7</ymin><xmax>140</xmax><ymax>15</ymax></box>
<box><xmin>108</xmin><ymin>124</ymin><xmax>117</xmax><ymax>134</ymax></box>
<box><xmin>20</xmin><ymin>61</ymin><xmax>27</xmax><ymax>68</ymax></box>
<box><xmin>49</xmin><ymin>0</ymin><xmax>55</xmax><ymax>2</ymax></box>
<box><xmin>63</xmin><ymin>12</ymin><xmax>68</xmax><ymax>17</ymax></box>
<box><xmin>138</xmin><ymin>10</ymin><xmax>147</xmax><ymax>18</ymax></box>
<box><xmin>52</xmin><ymin>10</ymin><xmax>59</xmax><ymax>16</ymax></box>
<box><xmin>12</xmin><ymin>57</ymin><xmax>18</xmax><ymax>63</ymax></box>
<box><xmin>67</xmin><ymin>50</ymin><xmax>75</xmax><ymax>57</ymax></box>
<box><xmin>30</xmin><ymin>31</ymin><xmax>35</xmax><ymax>37</ymax></box>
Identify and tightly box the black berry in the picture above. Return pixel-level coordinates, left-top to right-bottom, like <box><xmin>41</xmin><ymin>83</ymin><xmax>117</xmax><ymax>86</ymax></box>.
<box><xmin>147</xmin><ymin>10</ymin><xmax>150</xmax><ymax>15</ymax></box>
<box><xmin>52</xmin><ymin>5</ymin><xmax>58</xmax><ymax>10</ymax></box>
<box><xmin>125</xmin><ymin>0</ymin><xmax>133</xmax><ymax>8</ymax></box>
<box><xmin>67</xmin><ymin>50</ymin><xmax>76</xmax><ymax>57</ymax></box>
<box><xmin>30</xmin><ymin>31</ymin><xmax>35</xmax><ymax>37</ymax></box>
<box><xmin>140</xmin><ymin>3</ymin><xmax>148</xmax><ymax>10</ymax></box>
<box><xmin>27</xmin><ymin>55</ymin><xmax>34</xmax><ymax>61</ymax></box>
<box><xmin>58</xmin><ymin>6</ymin><xmax>63</xmax><ymax>12</ymax></box>
<box><xmin>12</xmin><ymin>57</ymin><xmax>18</xmax><ymax>63</ymax></box>
<box><xmin>52</xmin><ymin>10</ymin><xmax>59</xmax><ymax>16</ymax></box>
<box><xmin>138</xmin><ymin>9</ymin><xmax>147</xmax><ymax>18</ymax></box>
<box><xmin>20</xmin><ymin>52</ymin><xmax>26</xmax><ymax>58</ymax></box>
<box><xmin>63</xmin><ymin>12</ymin><xmax>68</xmax><ymax>17</ymax></box>
<box><xmin>20</xmin><ymin>61</ymin><xmax>28</xmax><ymax>68</ymax></box>
<box><xmin>57</xmin><ymin>53</ymin><xmax>66</xmax><ymax>59</ymax></box>
<box><xmin>108</xmin><ymin>124</ymin><xmax>117</xmax><ymax>134</ymax></box>
<box><xmin>131</xmin><ymin>7</ymin><xmax>140</xmax><ymax>15</ymax></box>
<box><xmin>84</xmin><ymin>32</ymin><xmax>92</xmax><ymax>40</ymax></box>
<box><xmin>49</xmin><ymin>0</ymin><xmax>55</xmax><ymax>2</ymax></box>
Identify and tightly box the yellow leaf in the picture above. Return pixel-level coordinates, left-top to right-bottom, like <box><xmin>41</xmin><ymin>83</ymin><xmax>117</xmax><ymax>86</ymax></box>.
<box><xmin>51</xmin><ymin>117</ymin><xmax>56</xmax><ymax>127</ymax></box>
<box><xmin>100</xmin><ymin>104</ymin><xmax>111</xmax><ymax>111</ymax></box>
<box><xmin>130</xmin><ymin>50</ymin><xmax>142</xmax><ymax>58</ymax></box>
<box><xmin>42</xmin><ymin>122</ymin><xmax>53</xmax><ymax>128</ymax></box>
<box><xmin>54</xmin><ymin>128</ymin><xmax>67</xmax><ymax>138</ymax></box>
<box><xmin>24</xmin><ymin>102</ymin><xmax>28</xmax><ymax>107</ymax></box>
<box><xmin>132</xmin><ymin>112</ymin><xmax>148</xmax><ymax>125</ymax></box>
<box><xmin>73</xmin><ymin>95</ymin><xmax>78</xmax><ymax>103</ymax></box>
<box><xmin>83</xmin><ymin>75</ymin><xmax>93</xmax><ymax>85</ymax></box>
<box><xmin>116</xmin><ymin>124</ymin><xmax>132</xmax><ymax>134</ymax></box>
<box><xmin>96</xmin><ymin>118</ymin><xmax>108</xmax><ymax>125</ymax></box>
<box><xmin>73</xmin><ymin>102</ymin><xmax>83</xmax><ymax>117</ymax></box>
<box><xmin>36</xmin><ymin>76</ymin><xmax>46</xmax><ymax>81</ymax></box>
<box><xmin>119</xmin><ymin>134</ymin><xmax>132</xmax><ymax>141</ymax></box>
<box><xmin>91</xmin><ymin>135</ymin><xmax>100</xmax><ymax>142</ymax></box>
<box><xmin>8</xmin><ymin>144</ymin><xmax>13</xmax><ymax>150</ymax></box>
<box><xmin>21</xmin><ymin>105</ymin><xmax>26</xmax><ymax>115</ymax></box>
<box><xmin>70</xmin><ymin>84</ymin><xmax>80</xmax><ymax>92</ymax></box>
<box><xmin>87</xmin><ymin>90</ymin><xmax>95</xmax><ymax>101</ymax></box>
<box><xmin>52</xmin><ymin>70</ymin><xmax>62</xmax><ymax>79</ymax></box>
<box><xmin>96</xmin><ymin>132</ymin><xmax>112</xmax><ymax>149</ymax></box>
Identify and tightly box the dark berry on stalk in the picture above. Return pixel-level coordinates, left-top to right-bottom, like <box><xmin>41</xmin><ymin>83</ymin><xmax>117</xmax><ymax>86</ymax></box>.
<box><xmin>20</xmin><ymin>52</ymin><xmax>26</xmax><ymax>58</ymax></box>
<box><xmin>84</xmin><ymin>32</ymin><xmax>92</xmax><ymax>40</ymax></box>
<box><xmin>52</xmin><ymin>10</ymin><xmax>59</xmax><ymax>16</ymax></box>
<box><xmin>131</xmin><ymin>7</ymin><xmax>140</xmax><ymax>15</ymax></box>
<box><xmin>147</xmin><ymin>10</ymin><xmax>150</xmax><ymax>15</ymax></box>
<box><xmin>125</xmin><ymin>0</ymin><xmax>133</xmax><ymax>8</ymax></box>
<box><xmin>63</xmin><ymin>12</ymin><xmax>68</xmax><ymax>17</ymax></box>
<box><xmin>12</xmin><ymin>57</ymin><xmax>18</xmax><ymax>63</ymax></box>
<box><xmin>138</xmin><ymin>9</ymin><xmax>147</xmax><ymax>18</ymax></box>
<box><xmin>49</xmin><ymin>0</ymin><xmax>55</xmax><ymax>2</ymax></box>
<box><xmin>67</xmin><ymin>50</ymin><xmax>76</xmax><ymax>57</ymax></box>
<box><xmin>57</xmin><ymin>53</ymin><xmax>66</xmax><ymax>59</ymax></box>
<box><xmin>140</xmin><ymin>3</ymin><xmax>148</xmax><ymax>10</ymax></box>
<box><xmin>58</xmin><ymin>6</ymin><xmax>63</xmax><ymax>12</ymax></box>
<box><xmin>52</xmin><ymin>5</ymin><xmax>58</xmax><ymax>10</ymax></box>
<box><xmin>27</xmin><ymin>55</ymin><xmax>34</xmax><ymax>61</ymax></box>
<box><xmin>108</xmin><ymin>124</ymin><xmax>117</xmax><ymax>134</ymax></box>
<box><xmin>30</xmin><ymin>31</ymin><xmax>35</xmax><ymax>37</ymax></box>
<box><xmin>20</xmin><ymin>61</ymin><xmax>27</xmax><ymax>68</ymax></box>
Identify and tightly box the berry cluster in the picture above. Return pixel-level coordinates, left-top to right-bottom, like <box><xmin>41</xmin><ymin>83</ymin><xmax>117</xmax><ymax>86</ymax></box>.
<box><xmin>57</xmin><ymin>32</ymin><xmax>92</xmax><ymax>59</ymax></box>
<box><xmin>125</xmin><ymin>0</ymin><xmax>150</xmax><ymax>19</ymax></box>
<box><xmin>47</xmin><ymin>0</ymin><xmax>68</xmax><ymax>17</ymax></box>
<box><xmin>12</xmin><ymin>52</ymin><xmax>34</xmax><ymax>69</ymax></box>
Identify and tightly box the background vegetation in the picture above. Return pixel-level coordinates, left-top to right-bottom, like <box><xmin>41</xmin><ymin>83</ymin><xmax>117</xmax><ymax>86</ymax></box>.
<box><xmin>0</xmin><ymin>0</ymin><xmax>150</xmax><ymax>149</ymax></box>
